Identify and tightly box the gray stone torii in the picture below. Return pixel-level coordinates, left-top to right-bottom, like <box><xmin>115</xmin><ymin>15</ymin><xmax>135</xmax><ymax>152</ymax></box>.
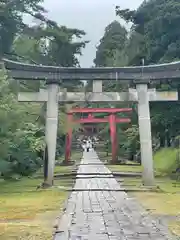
<box><xmin>3</xmin><ymin>59</ymin><xmax>180</xmax><ymax>187</ymax></box>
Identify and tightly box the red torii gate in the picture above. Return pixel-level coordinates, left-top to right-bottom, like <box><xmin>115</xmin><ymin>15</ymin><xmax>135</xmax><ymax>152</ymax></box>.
<box><xmin>65</xmin><ymin>108</ymin><xmax>132</xmax><ymax>163</ymax></box>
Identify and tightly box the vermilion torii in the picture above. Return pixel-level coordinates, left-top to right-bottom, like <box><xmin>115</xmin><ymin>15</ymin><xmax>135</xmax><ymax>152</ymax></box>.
<box><xmin>65</xmin><ymin>108</ymin><xmax>132</xmax><ymax>164</ymax></box>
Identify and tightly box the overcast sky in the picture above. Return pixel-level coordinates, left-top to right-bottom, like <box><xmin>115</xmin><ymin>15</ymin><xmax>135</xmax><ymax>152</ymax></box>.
<box><xmin>42</xmin><ymin>0</ymin><xmax>143</xmax><ymax>67</ymax></box>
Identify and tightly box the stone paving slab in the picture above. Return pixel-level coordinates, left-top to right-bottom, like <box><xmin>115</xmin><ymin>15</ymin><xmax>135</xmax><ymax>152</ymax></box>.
<box><xmin>54</xmin><ymin>150</ymin><xmax>175</xmax><ymax>240</ymax></box>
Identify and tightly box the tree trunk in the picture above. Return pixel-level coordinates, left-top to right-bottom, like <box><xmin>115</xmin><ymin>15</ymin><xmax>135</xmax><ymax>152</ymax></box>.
<box><xmin>165</xmin><ymin>129</ymin><xmax>171</xmax><ymax>147</ymax></box>
<box><xmin>160</xmin><ymin>134</ymin><xmax>166</xmax><ymax>147</ymax></box>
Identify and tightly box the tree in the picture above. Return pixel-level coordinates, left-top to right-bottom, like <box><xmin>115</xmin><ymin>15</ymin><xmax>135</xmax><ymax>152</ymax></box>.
<box><xmin>12</xmin><ymin>34</ymin><xmax>46</xmax><ymax>64</ymax></box>
<box><xmin>91</xmin><ymin>21</ymin><xmax>135</xmax><ymax>161</ymax></box>
<box><xmin>116</xmin><ymin>0</ymin><xmax>180</xmax><ymax>64</ymax></box>
<box><xmin>13</xmin><ymin>24</ymin><xmax>87</xmax><ymax>89</ymax></box>
<box><xmin>125</xmin><ymin>31</ymin><xmax>145</xmax><ymax>66</ymax></box>
<box><xmin>94</xmin><ymin>21</ymin><xmax>128</xmax><ymax>67</ymax></box>
<box><xmin>0</xmin><ymin>0</ymin><xmax>47</xmax><ymax>57</ymax></box>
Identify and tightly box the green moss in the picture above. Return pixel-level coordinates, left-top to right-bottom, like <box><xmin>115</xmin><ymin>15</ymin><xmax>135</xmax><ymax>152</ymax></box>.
<box><xmin>154</xmin><ymin>148</ymin><xmax>179</xmax><ymax>176</ymax></box>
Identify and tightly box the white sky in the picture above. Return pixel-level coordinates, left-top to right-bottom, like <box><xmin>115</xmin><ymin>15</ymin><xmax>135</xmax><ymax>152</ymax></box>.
<box><xmin>41</xmin><ymin>0</ymin><xmax>144</xmax><ymax>67</ymax></box>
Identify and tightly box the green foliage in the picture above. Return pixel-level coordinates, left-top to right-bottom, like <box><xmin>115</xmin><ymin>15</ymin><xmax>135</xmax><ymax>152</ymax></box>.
<box><xmin>1</xmin><ymin>0</ymin><xmax>87</xmax><ymax>70</ymax></box>
<box><xmin>41</xmin><ymin>25</ymin><xmax>87</xmax><ymax>67</ymax></box>
<box><xmin>0</xmin><ymin>0</ymin><xmax>46</xmax><ymax>56</ymax></box>
<box><xmin>94</xmin><ymin>20</ymin><xmax>128</xmax><ymax>67</ymax></box>
<box><xmin>154</xmin><ymin>148</ymin><xmax>180</xmax><ymax>178</ymax></box>
<box><xmin>15</xmin><ymin>25</ymin><xmax>87</xmax><ymax>67</ymax></box>
<box><xmin>116</xmin><ymin>0</ymin><xmax>180</xmax><ymax>64</ymax></box>
<box><xmin>12</xmin><ymin>34</ymin><xmax>45</xmax><ymax>64</ymax></box>
<box><xmin>0</xmin><ymin>70</ymin><xmax>44</xmax><ymax>178</ymax></box>
<box><xmin>121</xmin><ymin>126</ymin><xmax>140</xmax><ymax>159</ymax></box>
<box><xmin>7</xmin><ymin>123</ymin><xmax>45</xmax><ymax>176</ymax></box>
<box><xmin>13</xmin><ymin>28</ymin><xmax>86</xmax><ymax>89</ymax></box>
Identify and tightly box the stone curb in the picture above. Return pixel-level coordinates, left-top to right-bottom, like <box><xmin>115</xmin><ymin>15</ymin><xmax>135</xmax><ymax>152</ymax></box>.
<box><xmin>55</xmin><ymin>186</ymin><xmax>161</xmax><ymax>193</ymax></box>
<box><xmin>52</xmin><ymin>168</ymin><xmax>77</xmax><ymax>237</ymax></box>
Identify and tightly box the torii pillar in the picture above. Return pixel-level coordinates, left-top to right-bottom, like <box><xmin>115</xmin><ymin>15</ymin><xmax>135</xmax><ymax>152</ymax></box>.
<box><xmin>109</xmin><ymin>114</ymin><xmax>118</xmax><ymax>163</ymax></box>
<box><xmin>136</xmin><ymin>82</ymin><xmax>154</xmax><ymax>186</ymax></box>
<box><xmin>65</xmin><ymin>113</ymin><xmax>73</xmax><ymax>163</ymax></box>
<box><xmin>41</xmin><ymin>83</ymin><xmax>59</xmax><ymax>186</ymax></box>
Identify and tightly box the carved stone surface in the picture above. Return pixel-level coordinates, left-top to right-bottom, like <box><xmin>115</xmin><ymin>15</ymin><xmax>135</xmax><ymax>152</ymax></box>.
<box><xmin>54</xmin><ymin>150</ymin><xmax>174</xmax><ymax>240</ymax></box>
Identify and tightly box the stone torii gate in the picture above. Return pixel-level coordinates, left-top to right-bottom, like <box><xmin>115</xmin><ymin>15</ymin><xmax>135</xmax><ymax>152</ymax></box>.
<box><xmin>3</xmin><ymin>59</ymin><xmax>180</xmax><ymax>187</ymax></box>
<box><xmin>65</xmin><ymin>107</ymin><xmax>132</xmax><ymax>163</ymax></box>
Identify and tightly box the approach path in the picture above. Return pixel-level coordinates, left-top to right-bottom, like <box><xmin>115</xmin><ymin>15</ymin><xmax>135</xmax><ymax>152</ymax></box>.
<box><xmin>54</xmin><ymin>150</ymin><xmax>173</xmax><ymax>240</ymax></box>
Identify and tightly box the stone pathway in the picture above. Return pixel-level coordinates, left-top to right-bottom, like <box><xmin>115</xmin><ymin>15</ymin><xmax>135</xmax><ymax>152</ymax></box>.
<box><xmin>54</xmin><ymin>150</ymin><xmax>175</xmax><ymax>240</ymax></box>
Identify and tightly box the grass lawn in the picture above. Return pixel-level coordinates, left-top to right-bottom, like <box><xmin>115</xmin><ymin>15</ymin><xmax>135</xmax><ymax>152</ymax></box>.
<box><xmin>55</xmin><ymin>151</ymin><xmax>83</xmax><ymax>175</ymax></box>
<box><xmin>169</xmin><ymin>221</ymin><xmax>180</xmax><ymax>237</ymax></box>
<box><xmin>153</xmin><ymin>148</ymin><xmax>179</xmax><ymax>176</ymax></box>
<box><xmin>108</xmin><ymin>164</ymin><xmax>142</xmax><ymax>173</ymax></box>
<box><xmin>97</xmin><ymin>151</ymin><xmax>141</xmax><ymax>167</ymax></box>
<box><xmin>134</xmin><ymin>190</ymin><xmax>180</xmax><ymax>236</ymax></box>
<box><xmin>99</xmin><ymin>147</ymin><xmax>180</xmax><ymax>175</ymax></box>
<box><xmin>58</xmin><ymin>151</ymin><xmax>83</xmax><ymax>163</ymax></box>
<box><xmin>97</xmin><ymin>151</ymin><xmax>112</xmax><ymax>162</ymax></box>
<box><xmin>0</xmin><ymin>177</ymin><xmax>71</xmax><ymax>239</ymax></box>
<box><xmin>133</xmin><ymin>183</ymin><xmax>180</xmax><ymax>236</ymax></box>
<box><xmin>36</xmin><ymin>165</ymin><xmax>76</xmax><ymax>177</ymax></box>
<box><xmin>0</xmin><ymin>151</ymin><xmax>82</xmax><ymax>240</ymax></box>
<box><xmin>54</xmin><ymin>165</ymin><xmax>75</xmax><ymax>175</ymax></box>
<box><xmin>35</xmin><ymin>151</ymin><xmax>83</xmax><ymax>177</ymax></box>
<box><xmin>119</xmin><ymin>177</ymin><xmax>180</xmax><ymax>236</ymax></box>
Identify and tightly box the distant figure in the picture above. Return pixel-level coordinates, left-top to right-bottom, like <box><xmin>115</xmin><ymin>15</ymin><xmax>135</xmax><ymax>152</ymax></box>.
<box><xmin>86</xmin><ymin>140</ymin><xmax>91</xmax><ymax>152</ymax></box>
<box><xmin>82</xmin><ymin>143</ymin><xmax>86</xmax><ymax>151</ymax></box>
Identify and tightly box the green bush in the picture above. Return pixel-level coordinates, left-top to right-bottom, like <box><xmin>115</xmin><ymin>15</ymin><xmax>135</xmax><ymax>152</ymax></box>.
<box><xmin>0</xmin><ymin>70</ymin><xmax>45</xmax><ymax>178</ymax></box>
<box><xmin>154</xmin><ymin>148</ymin><xmax>180</xmax><ymax>178</ymax></box>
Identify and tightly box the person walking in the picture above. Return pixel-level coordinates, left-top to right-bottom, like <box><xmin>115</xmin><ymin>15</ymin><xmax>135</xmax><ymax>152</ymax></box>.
<box><xmin>86</xmin><ymin>140</ymin><xmax>91</xmax><ymax>152</ymax></box>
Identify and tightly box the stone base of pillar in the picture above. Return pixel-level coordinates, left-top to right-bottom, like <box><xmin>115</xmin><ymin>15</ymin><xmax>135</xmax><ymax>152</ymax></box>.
<box><xmin>36</xmin><ymin>182</ymin><xmax>53</xmax><ymax>190</ymax></box>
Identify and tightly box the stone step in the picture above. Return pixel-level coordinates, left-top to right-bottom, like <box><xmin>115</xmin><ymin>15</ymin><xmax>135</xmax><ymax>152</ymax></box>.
<box><xmin>76</xmin><ymin>175</ymin><xmax>114</xmax><ymax>179</ymax></box>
